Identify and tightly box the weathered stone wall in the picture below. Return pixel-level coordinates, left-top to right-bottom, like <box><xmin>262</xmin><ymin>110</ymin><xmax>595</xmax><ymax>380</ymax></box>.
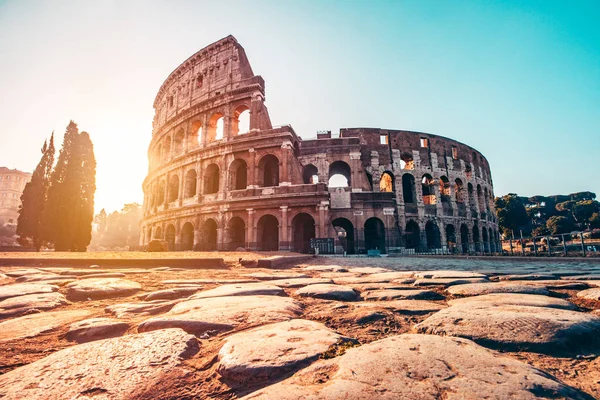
<box><xmin>141</xmin><ymin>36</ymin><xmax>499</xmax><ymax>255</ymax></box>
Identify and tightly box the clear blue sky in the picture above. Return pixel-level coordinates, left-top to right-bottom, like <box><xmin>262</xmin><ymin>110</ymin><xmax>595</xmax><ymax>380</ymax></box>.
<box><xmin>0</xmin><ymin>0</ymin><xmax>598</xmax><ymax>213</ymax></box>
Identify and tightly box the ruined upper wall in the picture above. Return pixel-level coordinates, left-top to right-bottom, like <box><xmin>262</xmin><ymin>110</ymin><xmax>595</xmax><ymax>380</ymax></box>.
<box><xmin>151</xmin><ymin>35</ymin><xmax>271</xmax><ymax>136</ymax></box>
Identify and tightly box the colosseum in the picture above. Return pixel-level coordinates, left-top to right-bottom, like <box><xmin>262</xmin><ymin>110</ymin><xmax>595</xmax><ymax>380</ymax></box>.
<box><xmin>141</xmin><ymin>35</ymin><xmax>500</xmax><ymax>255</ymax></box>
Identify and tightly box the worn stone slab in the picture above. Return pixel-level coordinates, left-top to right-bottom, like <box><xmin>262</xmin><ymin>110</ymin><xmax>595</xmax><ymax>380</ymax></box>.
<box><xmin>497</xmin><ymin>274</ymin><xmax>557</xmax><ymax>281</ymax></box>
<box><xmin>507</xmin><ymin>280</ymin><xmax>591</xmax><ymax>290</ymax></box>
<box><xmin>416</xmin><ymin>304</ymin><xmax>600</xmax><ymax>354</ymax></box>
<box><xmin>79</xmin><ymin>272</ymin><xmax>127</xmax><ymax>278</ymax></box>
<box><xmin>140</xmin><ymin>287</ymin><xmax>202</xmax><ymax>301</ymax></box>
<box><xmin>448</xmin><ymin>293</ymin><xmax>577</xmax><ymax>310</ymax></box>
<box><xmin>162</xmin><ymin>279</ymin><xmax>257</xmax><ymax>285</ymax></box>
<box><xmin>66</xmin><ymin>317</ymin><xmax>130</xmax><ymax>343</ymax></box>
<box><xmin>351</xmin><ymin>283</ymin><xmax>415</xmax><ymax>292</ymax></box>
<box><xmin>138</xmin><ymin>295</ymin><xmax>302</xmax><ymax>336</ymax></box>
<box><xmin>0</xmin><ymin>310</ymin><xmax>92</xmax><ymax>342</ymax></box>
<box><xmin>353</xmin><ymin>300</ymin><xmax>446</xmax><ymax>314</ymax></box>
<box><xmin>15</xmin><ymin>273</ymin><xmax>76</xmax><ymax>283</ymax></box>
<box><xmin>296</xmin><ymin>284</ymin><xmax>359</xmax><ymax>301</ymax></box>
<box><xmin>413</xmin><ymin>277</ymin><xmax>488</xmax><ymax>287</ymax></box>
<box><xmin>562</xmin><ymin>275</ymin><xmax>600</xmax><ymax>280</ymax></box>
<box><xmin>300</xmin><ymin>265</ymin><xmax>349</xmax><ymax>273</ymax></box>
<box><xmin>346</xmin><ymin>267</ymin><xmax>390</xmax><ymax>274</ymax></box>
<box><xmin>267</xmin><ymin>277</ymin><xmax>333</xmax><ymax>288</ymax></box>
<box><xmin>362</xmin><ymin>289</ymin><xmax>443</xmax><ymax>301</ymax></box>
<box><xmin>65</xmin><ymin>278</ymin><xmax>142</xmax><ymax>300</ymax></box>
<box><xmin>240</xmin><ymin>334</ymin><xmax>590</xmax><ymax>400</ymax></box>
<box><xmin>576</xmin><ymin>288</ymin><xmax>600</xmax><ymax>301</ymax></box>
<box><xmin>0</xmin><ymin>328</ymin><xmax>199</xmax><ymax>400</ymax></box>
<box><xmin>414</xmin><ymin>270</ymin><xmax>488</xmax><ymax>279</ymax></box>
<box><xmin>219</xmin><ymin>319</ymin><xmax>348</xmax><ymax>384</ymax></box>
<box><xmin>333</xmin><ymin>275</ymin><xmax>410</xmax><ymax>285</ymax></box>
<box><xmin>365</xmin><ymin>271</ymin><xmax>415</xmax><ymax>280</ymax></box>
<box><xmin>447</xmin><ymin>282</ymin><xmax>549</xmax><ymax>297</ymax></box>
<box><xmin>106</xmin><ymin>300</ymin><xmax>178</xmax><ymax>318</ymax></box>
<box><xmin>2</xmin><ymin>268</ymin><xmax>45</xmax><ymax>277</ymax></box>
<box><xmin>0</xmin><ymin>283</ymin><xmax>59</xmax><ymax>301</ymax></box>
<box><xmin>244</xmin><ymin>272</ymin><xmax>309</xmax><ymax>280</ymax></box>
<box><xmin>190</xmin><ymin>283</ymin><xmax>284</xmax><ymax>299</ymax></box>
<box><xmin>0</xmin><ymin>292</ymin><xmax>69</xmax><ymax>319</ymax></box>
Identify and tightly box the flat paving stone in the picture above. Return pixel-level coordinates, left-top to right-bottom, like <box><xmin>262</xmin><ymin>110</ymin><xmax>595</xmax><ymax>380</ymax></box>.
<box><xmin>497</xmin><ymin>274</ymin><xmax>558</xmax><ymax>281</ymax></box>
<box><xmin>562</xmin><ymin>275</ymin><xmax>600</xmax><ymax>280</ymax></box>
<box><xmin>414</xmin><ymin>270</ymin><xmax>488</xmax><ymax>279</ymax></box>
<box><xmin>448</xmin><ymin>293</ymin><xmax>577</xmax><ymax>310</ymax></box>
<box><xmin>0</xmin><ymin>292</ymin><xmax>69</xmax><ymax>319</ymax></box>
<box><xmin>416</xmin><ymin>304</ymin><xmax>600</xmax><ymax>354</ymax></box>
<box><xmin>2</xmin><ymin>268</ymin><xmax>45</xmax><ymax>277</ymax></box>
<box><xmin>576</xmin><ymin>288</ymin><xmax>600</xmax><ymax>301</ymax></box>
<box><xmin>240</xmin><ymin>334</ymin><xmax>591</xmax><ymax>400</ymax></box>
<box><xmin>296</xmin><ymin>284</ymin><xmax>359</xmax><ymax>301</ymax></box>
<box><xmin>190</xmin><ymin>283</ymin><xmax>284</xmax><ymax>299</ymax></box>
<box><xmin>106</xmin><ymin>300</ymin><xmax>179</xmax><ymax>318</ymax></box>
<box><xmin>66</xmin><ymin>317</ymin><xmax>130</xmax><ymax>343</ymax></box>
<box><xmin>0</xmin><ymin>310</ymin><xmax>92</xmax><ymax>342</ymax></box>
<box><xmin>351</xmin><ymin>283</ymin><xmax>415</xmax><ymax>292</ymax></box>
<box><xmin>364</xmin><ymin>271</ymin><xmax>416</xmax><ymax>280</ymax></box>
<box><xmin>162</xmin><ymin>279</ymin><xmax>257</xmax><ymax>285</ymax></box>
<box><xmin>333</xmin><ymin>276</ymin><xmax>405</xmax><ymax>285</ymax></box>
<box><xmin>0</xmin><ymin>283</ymin><xmax>59</xmax><ymax>301</ymax></box>
<box><xmin>362</xmin><ymin>289</ymin><xmax>443</xmax><ymax>301</ymax></box>
<box><xmin>447</xmin><ymin>282</ymin><xmax>549</xmax><ymax>296</ymax></box>
<box><xmin>413</xmin><ymin>277</ymin><xmax>488</xmax><ymax>287</ymax></box>
<box><xmin>267</xmin><ymin>277</ymin><xmax>333</xmax><ymax>288</ymax></box>
<box><xmin>299</xmin><ymin>265</ymin><xmax>349</xmax><ymax>273</ymax></box>
<box><xmin>353</xmin><ymin>300</ymin><xmax>446</xmax><ymax>314</ymax></box>
<box><xmin>244</xmin><ymin>272</ymin><xmax>309</xmax><ymax>280</ymax></box>
<box><xmin>138</xmin><ymin>295</ymin><xmax>302</xmax><ymax>336</ymax></box>
<box><xmin>140</xmin><ymin>287</ymin><xmax>202</xmax><ymax>301</ymax></box>
<box><xmin>79</xmin><ymin>272</ymin><xmax>127</xmax><ymax>278</ymax></box>
<box><xmin>218</xmin><ymin>319</ymin><xmax>349</xmax><ymax>384</ymax></box>
<box><xmin>65</xmin><ymin>278</ymin><xmax>142</xmax><ymax>300</ymax></box>
<box><xmin>346</xmin><ymin>267</ymin><xmax>390</xmax><ymax>274</ymax></box>
<box><xmin>0</xmin><ymin>328</ymin><xmax>199</xmax><ymax>400</ymax></box>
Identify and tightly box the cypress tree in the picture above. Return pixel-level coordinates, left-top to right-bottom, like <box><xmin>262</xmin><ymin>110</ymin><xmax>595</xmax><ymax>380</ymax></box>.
<box><xmin>16</xmin><ymin>133</ymin><xmax>55</xmax><ymax>250</ymax></box>
<box><xmin>42</xmin><ymin>121</ymin><xmax>96</xmax><ymax>251</ymax></box>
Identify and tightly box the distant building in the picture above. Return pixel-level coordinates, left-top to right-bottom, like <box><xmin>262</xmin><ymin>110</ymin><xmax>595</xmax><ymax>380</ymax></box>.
<box><xmin>0</xmin><ymin>167</ymin><xmax>32</xmax><ymax>226</ymax></box>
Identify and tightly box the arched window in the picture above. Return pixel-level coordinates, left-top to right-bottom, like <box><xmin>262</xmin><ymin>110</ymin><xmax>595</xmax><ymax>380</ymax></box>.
<box><xmin>154</xmin><ymin>226</ymin><xmax>162</xmax><ymax>239</ymax></box>
<box><xmin>421</xmin><ymin>174</ymin><xmax>436</xmax><ymax>205</ymax></box>
<box><xmin>400</xmin><ymin>153</ymin><xmax>414</xmax><ymax>170</ymax></box>
<box><xmin>232</xmin><ymin>105</ymin><xmax>250</xmax><ymax>135</ymax></box>
<box><xmin>173</xmin><ymin>129</ymin><xmax>184</xmax><ymax>155</ymax></box>
<box><xmin>207</xmin><ymin>113</ymin><xmax>224</xmax><ymax>141</ymax></box>
<box><xmin>454</xmin><ymin>178</ymin><xmax>464</xmax><ymax>203</ymax></box>
<box><xmin>190</xmin><ymin>120</ymin><xmax>202</xmax><ymax>147</ymax></box>
<box><xmin>226</xmin><ymin>217</ymin><xmax>246</xmax><ymax>250</ymax></box>
<box><xmin>302</xmin><ymin>164</ymin><xmax>319</xmax><ymax>184</ymax></box>
<box><xmin>477</xmin><ymin>184</ymin><xmax>485</xmax><ymax>213</ymax></box>
<box><xmin>163</xmin><ymin>136</ymin><xmax>171</xmax><ymax>161</ymax></box>
<box><xmin>184</xmin><ymin>169</ymin><xmax>197</xmax><ymax>198</ymax></box>
<box><xmin>158</xmin><ymin>180</ymin><xmax>166</xmax><ymax>205</ymax></box>
<box><xmin>328</xmin><ymin>161</ymin><xmax>351</xmax><ymax>188</ymax></box>
<box><xmin>379</xmin><ymin>172</ymin><xmax>394</xmax><ymax>192</ymax></box>
<box><xmin>439</xmin><ymin>176</ymin><xmax>450</xmax><ymax>203</ymax></box>
<box><xmin>204</xmin><ymin>164</ymin><xmax>220</xmax><ymax>194</ymax></box>
<box><xmin>168</xmin><ymin>174</ymin><xmax>179</xmax><ymax>202</ymax></box>
<box><xmin>257</xmin><ymin>214</ymin><xmax>279</xmax><ymax>251</ymax></box>
<box><xmin>332</xmin><ymin>218</ymin><xmax>355</xmax><ymax>254</ymax></box>
<box><xmin>402</xmin><ymin>174</ymin><xmax>416</xmax><ymax>203</ymax></box>
<box><xmin>258</xmin><ymin>154</ymin><xmax>279</xmax><ymax>187</ymax></box>
<box><xmin>229</xmin><ymin>159</ymin><xmax>248</xmax><ymax>190</ymax></box>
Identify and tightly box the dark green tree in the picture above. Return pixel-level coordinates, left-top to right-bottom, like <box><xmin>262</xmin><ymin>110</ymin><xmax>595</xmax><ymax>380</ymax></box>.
<box><xmin>16</xmin><ymin>134</ymin><xmax>55</xmax><ymax>250</ymax></box>
<box><xmin>495</xmin><ymin>194</ymin><xmax>529</xmax><ymax>237</ymax></box>
<box><xmin>546</xmin><ymin>216</ymin><xmax>574</xmax><ymax>235</ymax></box>
<box><xmin>572</xmin><ymin>200</ymin><xmax>599</xmax><ymax>224</ymax></box>
<box><xmin>42</xmin><ymin>121</ymin><xmax>96</xmax><ymax>251</ymax></box>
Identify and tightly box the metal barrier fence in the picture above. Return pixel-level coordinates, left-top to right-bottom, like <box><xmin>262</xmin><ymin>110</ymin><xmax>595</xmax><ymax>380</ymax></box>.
<box><xmin>500</xmin><ymin>232</ymin><xmax>600</xmax><ymax>257</ymax></box>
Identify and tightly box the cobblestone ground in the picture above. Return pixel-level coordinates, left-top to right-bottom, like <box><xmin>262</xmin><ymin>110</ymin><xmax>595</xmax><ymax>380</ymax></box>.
<box><xmin>0</xmin><ymin>253</ymin><xmax>599</xmax><ymax>399</ymax></box>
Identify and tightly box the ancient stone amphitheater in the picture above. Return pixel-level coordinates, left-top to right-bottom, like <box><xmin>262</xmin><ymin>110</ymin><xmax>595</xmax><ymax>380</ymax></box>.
<box><xmin>141</xmin><ymin>35</ymin><xmax>499</xmax><ymax>254</ymax></box>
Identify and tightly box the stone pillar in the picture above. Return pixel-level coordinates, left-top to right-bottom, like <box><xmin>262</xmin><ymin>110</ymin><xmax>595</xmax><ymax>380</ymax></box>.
<box><xmin>249</xmin><ymin>92</ymin><xmax>264</xmax><ymax>131</ymax></box>
<box><xmin>370</xmin><ymin>151</ymin><xmax>380</xmax><ymax>192</ymax></box>
<box><xmin>196</xmin><ymin>161</ymin><xmax>202</xmax><ymax>197</ymax></box>
<box><xmin>216</xmin><ymin>212</ymin><xmax>224</xmax><ymax>251</ymax></box>
<box><xmin>193</xmin><ymin>228</ymin><xmax>201</xmax><ymax>250</ymax></box>
<box><xmin>247</xmin><ymin>209</ymin><xmax>256</xmax><ymax>250</ymax></box>
<box><xmin>434</xmin><ymin>183</ymin><xmax>443</xmax><ymax>215</ymax></box>
<box><xmin>223</xmin><ymin>115</ymin><xmax>233</xmax><ymax>140</ymax></box>
<box><xmin>280</xmin><ymin>206</ymin><xmax>289</xmax><ymax>250</ymax></box>
<box><xmin>317</xmin><ymin>202</ymin><xmax>328</xmax><ymax>238</ymax></box>
<box><xmin>349</xmin><ymin>152</ymin><xmax>362</xmax><ymax>191</ymax></box>
<box><xmin>439</xmin><ymin>222</ymin><xmax>447</xmax><ymax>252</ymax></box>
<box><xmin>201</xmin><ymin>114</ymin><xmax>209</xmax><ymax>147</ymax></box>
<box><xmin>280</xmin><ymin>141</ymin><xmax>292</xmax><ymax>186</ymax></box>
<box><xmin>178</xmin><ymin>167</ymin><xmax>185</xmax><ymax>207</ymax></box>
<box><xmin>248</xmin><ymin>148</ymin><xmax>257</xmax><ymax>188</ymax></box>
<box><xmin>163</xmin><ymin>173</ymin><xmax>169</xmax><ymax>207</ymax></box>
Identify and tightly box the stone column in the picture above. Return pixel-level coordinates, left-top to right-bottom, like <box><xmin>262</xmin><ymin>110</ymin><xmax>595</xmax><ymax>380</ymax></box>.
<box><xmin>280</xmin><ymin>206</ymin><xmax>289</xmax><ymax>250</ymax></box>
<box><xmin>247</xmin><ymin>209</ymin><xmax>256</xmax><ymax>250</ymax></box>
<box><xmin>178</xmin><ymin>167</ymin><xmax>185</xmax><ymax>207</ymax></box>
<box><xmin>349</xmin><ymin>152</ymin><xmax>362</xmax><ymax>191</ymax></box>
<box><xmin>248</xmin><ymin>148</ymin><xmax>257</xmax><ymax>188</ymax></box>
<box><xmin>201</xmin><ymin>114</ymin><xmax>209</xmax><ymax>147</ymax></box>
<box><xmin>216</xmin><ymin>212</ymin><xmax>224</xmax><ymax>251</ymax></box>
<box><xmin>223</xmin><ymin>115</ymin><xmax>233</xmax><ymax>140</ymax></box>
<box><xmin>163</xmin><ymin>172</ymin><xmax>169</xmax><ymax>208</ymax></box>
<box><xmin>317</xmin><ymin>202</ymin><xmax>328</xmax><ymax>238</ymax></box>
<box><xmin>280</xmin><ymin>141</ymin><xmax>292</xmax><ymax>186</ymax></box>
<box><xmin>249</xmin><ymin>92</ymin><xmax>264</xmax><ymax>131</ymax></box>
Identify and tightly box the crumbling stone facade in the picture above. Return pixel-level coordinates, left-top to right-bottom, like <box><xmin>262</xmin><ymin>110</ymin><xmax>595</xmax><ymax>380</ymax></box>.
<box><xmin>0</xmin><ymin>167</ymin><xmax>31</xmax><ymax>226</ymax></box>
<box><xmin>141</xmin><ymin>36</ymin><xmax>499</xmax><ymax>254</ymax></box>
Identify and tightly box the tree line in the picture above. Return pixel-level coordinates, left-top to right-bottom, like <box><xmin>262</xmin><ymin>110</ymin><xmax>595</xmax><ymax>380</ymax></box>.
<box><xmin>495</xmin><ymin>191</ymin><xmax>600</xmax><ymax>238</ymax></box>
<box><xmin>17</xmin><ymin>121</ymin><xmax>96</xmax><ymax>251</ymax></box>
<box><xmin>89</xmin><ymin>203</ymin><xmax>142</xmax><ymax>250</ymax></box>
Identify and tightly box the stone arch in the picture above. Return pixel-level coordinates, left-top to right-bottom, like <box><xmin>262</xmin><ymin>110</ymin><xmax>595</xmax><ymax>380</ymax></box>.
<box><xmin>154</xmin><ymin>226</ymin><xmax>162</xmax><ymax>240</ymax></box>
<box><xmin>425</xmin><ymin>221</ymin><xmax>441</xmax><ymax>249</ymax></box>
<box><xmin>228</xmin><ymin>159</ymin><xmax>248</xmax><ymax>190</ymax></box>
<box><xmin>184</xmin><ymin>169</ymin><xmax>197</xmax><ymax>198</ymax></box>
<box><xmin>163</xmin><ymin>136</ymin><xmax>171</xmax><ymax>161</ymax></box>
<box><xmin>302</xmin><ymin>164</ymin><xmax>319</xmax><ymax>184</ymax></box>
<box><xmin>468</xmin><ymin>182</ymin><xmax>476</xmax><ymax>210</ymax></box>
<box><xmin>405</xmin><ymin>220</ymin><xmax>420</xmax><ymax>250</ymax></box>
<box><xmin>454</xmin><ymin>178</ymin><xmax>464</xmax><ymax>203</ymax></box>
<box><xmin>165</xmin><ymin>224</ymin><xmax>176</xmax><ymax>251</ymax></box>
<box><xmin>422</xmin><ymin>174</ymin><xmax>436</xmax><ymax>205</ymax></box>
<box><xmin>446</xmin><ymin>224</ymin><xmax>456</xmax><ymax>252</ymax></box>
<box><xmin>207</xmin><ymin>112</ymin><xmax>224</xmax><ymax>141</ymax></box>
<box><xmin>203</xmin><ymin>163</ymin><xmax>220</xmax><ymax>194</ymax></box>
<box><xmin>473</xmin><ymin>225</ymin><xmax>481</xmax><ymax>252</ymax></box>
<box><xmin>168</xmin><ymin>174</ymin><xmax>179</xmax><ymax>202</ymax></box>
<box><xmin>200</xmin><ymin>218</ymin><xmax>218</xmax><ymax>251</ymax></box>
<box><xmin>158</xmin><ymin>180</ymin><xmax>166</xmax><ymax>205</ymax></box>
<box><xmin>257</xmin><ymin>214</ymin><xmax>279</xmax><ymax>251</ymax></box>
<box><xmin>292</xmin><ymin>213</ymin><xmax>316</xmax><ymax>253</ymax></box>
<box><xmin>226</xmin><ymin>217</ymin><xmax>246</xmax><ymax>250</ymax></box>
<box><xmin>379</xmin><ymin>171</ymin><xmax>394</xmax><ymax>193</ymax></box>
<box><xmin>232</xmin><ymin>104</ymin><xmax>250</xmax><ymax>135</ymax></box>
<box><xmin>460</xmin><ymin>224</ymin><xmax>469</xmax><ymax>254</ymax></box>
<box><xmin>400</xmin><ymin>153</ymin><xmax>414</xmax><ymax>170</ymax></box>
<box><xmin>180</xmin><ymin>222</ymin><xmax>194</xmax><ymax>251</ymax></box>
<box><xmin>332</xmin><ymin>217</ymin><xmax>355</xmax><ymax>254</ymax></box>
<box><xmin>364</xmin><ymin>217</ymin><xmax>386</xmax><ymax>254</ymax></box>
<box><xmin>258</xmin><ymin>154</ymin><xmax>279</xmax><ymax>187</ymax></box>
<box><xmin>439</xmin><ymin>176</ymin><xmax>450</xmax><ymax>202</ymax></box>
<box><xmin>402</xmin><ymin>173</ymin><xmax>416</xmax><ymax>203</ymax></box>
<box><xmin>190</xmin><ymin>120</ymin><xmax>202</xmax><ymax>147</ymax></box>
<box><xmin>173</xmin><ymin>129</ymin><xmax>185</xmax><ymax>155</ymax></box>
<box><xmin>328</xmin><ymin>161</ymin><xmax>351</xmax><ymax>187</ymax></box>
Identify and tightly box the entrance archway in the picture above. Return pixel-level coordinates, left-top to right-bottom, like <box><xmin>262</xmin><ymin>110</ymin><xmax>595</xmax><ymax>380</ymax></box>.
<box><xmin>165</xmin><ymin>224</ymin><xmax>176</xmax><ymax>251</ymax></box>
<box><xmin>227</xmin><ymin>217</ymin><xmax>246</xmax><ymax>250</ymax></box>
<box><xmin>460</xmin><ymin>224</ymin><xmax>469</xmax><ymax>254</ymax></box>
<box><xmin>201</xmin><ymin>219</ymin><xmax>218</xmax><ymax>251</ymax></box>
<box><xmin>446</xmin><ymin>224</ymin><xmax>456</xmax><ymax>253</ymax></box>
<box><xmin>332</xmin><ymin>218</ymin><xmax>355</xmax><ymax>254</ymax></box>
<box><xmin>473</xmin><ymin>225</ymin><xmax>481</xmax><ymax>253</ymax></box>
<box><xmin>364</xmin><ymin>217</ymin><xmax>386</xmax><ymax>254</ymax></box>
<box><xmin>425</xmin><ymin>221</ymin><xmax>441</xmax><ymax>249</ymax></box>
<box><xmin>180</xmin><ymin>222</ymin><xmax>194</xmax><ymax>251</ymax></box>
<box><xmin>292</xmin><ymin>213</ymin><xmax>316</xmax><ymax>253</ymax></box>
<box><xmin>257</xmin><ymin>214</ymin><xmax>279</xmax><ymax>251</ymax></box>
<box><xmin>405</xmin><ymin>220</ymin><xmax>420</xmax><ymax>250</ymax></box>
